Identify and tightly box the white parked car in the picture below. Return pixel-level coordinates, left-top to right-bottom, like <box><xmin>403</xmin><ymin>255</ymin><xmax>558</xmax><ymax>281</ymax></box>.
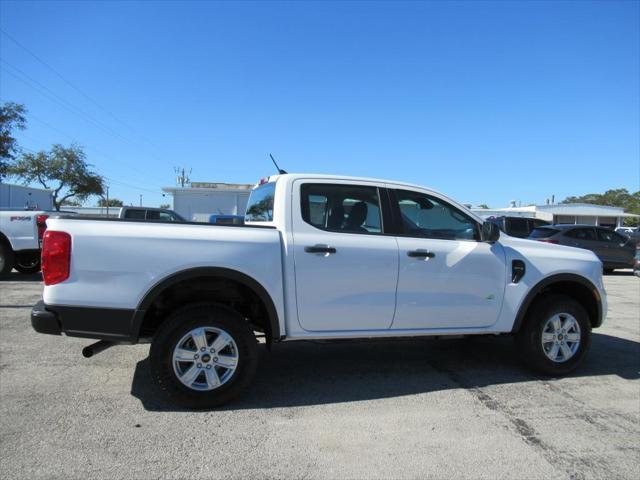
<box><xmin>0</xmin><ymin>210</ymin><xmax>50</xmax><ymax>275</ymax></box>
<box><xmin>31</xmin><ymin>174</ymin><xmax>607</xmax><ymax>407</ymax></box>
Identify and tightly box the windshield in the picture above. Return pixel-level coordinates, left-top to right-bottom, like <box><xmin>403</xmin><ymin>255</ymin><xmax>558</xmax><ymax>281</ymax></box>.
<box><xmin>245</xmin><ymin>182</ymin><xmax>276</xmax><ymax>222</ymax></box>
<box><xmin>529</xmin><ymin>227</ymin><xmax>559</xmax><ymax>239</ymax></box>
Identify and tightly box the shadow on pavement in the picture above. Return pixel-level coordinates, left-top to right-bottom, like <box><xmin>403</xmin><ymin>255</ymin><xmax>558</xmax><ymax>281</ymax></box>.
<box><xmin>131</xmin><ymin>332</ymin><xmax>640</xmax><ymax>412</ymax></box>
<box><xmin>604</xmin><ymin>270</ymin><xmax>635</xmax><ymax>276</ymax></box>
<box><xmin>0</xmin><ymin>272</ymin><xmax>43</xmax><ymax>282</ymax></box>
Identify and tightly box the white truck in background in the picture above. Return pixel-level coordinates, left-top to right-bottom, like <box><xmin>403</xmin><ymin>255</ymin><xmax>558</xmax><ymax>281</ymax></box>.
<box><xmin>0</xmin><ymin>210</ymin><xmax>50</xmax><ymax>275</ymax></box>
<box><xmin>31</xmin><ymin>173</ymin><xmax>607</xmax><ymax>408</ymax></box>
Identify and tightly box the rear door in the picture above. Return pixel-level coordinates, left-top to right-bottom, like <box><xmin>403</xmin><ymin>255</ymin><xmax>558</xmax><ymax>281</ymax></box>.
<box><xmin>291</xmin><ymin>181</ymin><xmax>399</xmax><ymax>331</ymax></box>
<box><xmin>563</xmin><ymin>227</ymin><xmax>599</xmax><ymax>255</ymax></box>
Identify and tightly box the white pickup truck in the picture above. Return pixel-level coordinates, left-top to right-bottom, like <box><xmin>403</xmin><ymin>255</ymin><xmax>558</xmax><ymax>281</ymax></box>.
<box><xmin>31</xmin><ymin>174</ymin><xmax>607</xmax><ymax>408</ymax></box>
<box><xmin>0</xmin><ymin>210</ymin><xmax>50</xmax><ymax>275</ymax></box>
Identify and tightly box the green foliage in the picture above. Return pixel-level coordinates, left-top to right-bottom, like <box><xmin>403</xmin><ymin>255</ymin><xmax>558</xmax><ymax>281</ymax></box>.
<box><xmin>8</xmin><ymin>144</ymin><xmax>105</xmax><ymax>211</ymax></box>
<box><xmin>477</xmin><ymin>204</ymin><xmax>490</xmax><ymax>209</ymax></box>
<box><xmin>159</xmin><ymin>203</ymin><xmax>170</xmax><ymax>209</ymax></box>
<box><xmin>98</xmin><ymin>198</ymin><xmax>124</xmax><ymax>207</ymax></box>
<box><xmin>0</xmin><ymin>102</ymin><xmax>27</xmax><ymax>179</ymax></box>
<box><xmin>246</xmin><ymin>195</ymin><xmax>274</xmax><ymax>221</ymax></box>
<box><xmin>561</xmin><ymin>188</ymin><xmax>640</xmax><ymax>226</ymax></box>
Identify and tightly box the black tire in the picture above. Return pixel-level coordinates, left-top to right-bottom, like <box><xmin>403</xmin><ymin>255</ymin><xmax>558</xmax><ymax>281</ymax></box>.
<box><xmin>0</xmin><ymin>242</ymin><xmax>15</xmax><ymax>276</ymax></box>
<box><xmin>515</xmin><ymin>294</ymin><xmax>591</xmax><ymax>376</ymax></box>
<box><xmin>150</xmin><ymin>303</ymin><xmax>259</xmax><ymax>409</ymax></box>
<box><xmin>603</xmin><ymin>268</ymin><xmax>614</xmax><ymax>274</ymax></box>
<box><xmin>14</xmin><ymin>252</ymin><xmax>41</xmax><ymax>274</ymax></box>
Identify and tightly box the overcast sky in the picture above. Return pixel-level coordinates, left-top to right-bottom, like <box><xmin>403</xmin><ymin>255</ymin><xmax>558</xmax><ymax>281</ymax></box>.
<box><xmin>1</xmin><ymin>0</ymin><xmax>638</xmax><ymax>207</ymax></box>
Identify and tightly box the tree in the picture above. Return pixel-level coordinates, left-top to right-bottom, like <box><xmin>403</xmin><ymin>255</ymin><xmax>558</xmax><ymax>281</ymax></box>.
<box><xmin>477</xmin><ymin>204</ymin><xmax>490</xmax><ymax>209</ymax></box>
<box><xmin>159</xmin><ymin>203</ymin><xmax>170</xmax><ymax>209</ymax></box>
<box><xmin>0</xmin><ymin>102</ymin><xmax>27</xmax><ymax>179</ymax></box>
<box><xmin>8</xmin><ymin>144</ymin><xmax>105</xmax><ymax>211</ymax></box>
<box><xmin>562</xmin><ymin>188</ymin><xmax>640</xmax><ymax>226</ymax></box>
<box><xmin>61</xmin><ymin>199</ymin><xmax>82</xmax><ymax>207</ymax></box>
<box><xmin>98</xmin><ymin>198</ymin><xmax>124</xmax><ymax>207</ymax></box>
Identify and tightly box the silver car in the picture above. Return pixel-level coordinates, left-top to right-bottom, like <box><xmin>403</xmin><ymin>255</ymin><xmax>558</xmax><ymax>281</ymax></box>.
<box><xmin>529</xmin><ymin>224</ymin><xmax>636</xmax><ymax>273</ymax></box>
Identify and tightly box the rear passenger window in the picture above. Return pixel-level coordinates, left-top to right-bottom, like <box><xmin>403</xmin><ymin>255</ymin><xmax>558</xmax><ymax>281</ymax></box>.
<box><xmin>565</xmin><ymin>228</ymin><xmax>596</xmax><ymax>240</ymax></box>
<box><xmin>301</xmin><ymin>184</ymin><xmax>382</xmax><ymax>234</ymax></box>
<box><xmin>124</xmin><ymin>209</ymin><xmax>146</xmax><ymax>219</ymax></box>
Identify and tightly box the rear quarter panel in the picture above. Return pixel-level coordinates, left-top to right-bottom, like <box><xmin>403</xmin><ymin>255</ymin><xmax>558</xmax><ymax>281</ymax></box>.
<box><xmin>43</xmin><ymin>219</ymin><xmax>285</xmax><ymax>332</ymax></box>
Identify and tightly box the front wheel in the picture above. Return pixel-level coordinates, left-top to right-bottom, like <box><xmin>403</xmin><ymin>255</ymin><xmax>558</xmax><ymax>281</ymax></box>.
<box><xmin>515</xmin><ymin>294</ymin><xmax>591</xmax><ymax>376</ymax></box>
<box><xmin>150</xmin><ymin>303</ymin><xmax>259</xmax><ymax>409</ymax></box>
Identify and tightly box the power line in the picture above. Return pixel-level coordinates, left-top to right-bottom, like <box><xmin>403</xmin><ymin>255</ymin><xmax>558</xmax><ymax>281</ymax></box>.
<box><xmin>1</xmin><ymin>61</ymin><xmax>137</xmax><ymax>145</ymax></box>
<box><xmin>104</xmin><ymin>176</ymin><xmax>166</xmax><ymax>195</ymax></box>
<box><xmin>1</xmin><ymin>28</ymin><xmax>164</xmax><ymax>154</ymax></box>
<box><xmin>0</xmin><ymin>58</ymin><xmax>175</xmax><ymax>170</ymax></box>
<box><xmin>1</xmin><ymin>64</ymin><xmax>174</xmax><ymax>185</ymax></box>
<box><xmin>26</xmin><ymin>112</ymin><xmax>171</xmax><ymax>185</ymax></box>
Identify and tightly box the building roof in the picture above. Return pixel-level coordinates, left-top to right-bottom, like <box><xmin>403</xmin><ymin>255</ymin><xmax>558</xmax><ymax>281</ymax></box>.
<box><xmin>163</xmin><ymin>182</ymin><xmax>253</xmax><ymax>194</ymax></box>
<box><xmin>473</xmin><ymin>203</ymin><xmax>639</xmax><ymax>218</ymax></box>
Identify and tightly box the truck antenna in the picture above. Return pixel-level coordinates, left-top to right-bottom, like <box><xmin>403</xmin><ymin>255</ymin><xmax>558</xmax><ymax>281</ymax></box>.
<box><xmin>269</xmin><ymin>153</ymin><xmax>287</xmax><ymax>174</ymax></box>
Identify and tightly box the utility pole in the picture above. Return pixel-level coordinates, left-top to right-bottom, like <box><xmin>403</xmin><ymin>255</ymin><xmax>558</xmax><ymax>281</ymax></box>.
<box><xmin>106</xmin><ymin>187</ymin><xmax>109</xmax><ymax>217</ymax></box>
<box><xmin>139</xmin><ymin>194</ymin><xmax>143</xmax><ymax>207</ymax></box>
<box><xmin>174</xmin><ymin>167</ymin><xmax>192</xmax><ymax>188</ymax></box>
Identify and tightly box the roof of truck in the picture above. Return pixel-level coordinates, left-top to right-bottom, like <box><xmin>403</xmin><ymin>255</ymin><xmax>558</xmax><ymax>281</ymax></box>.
<box><xmin>267</xmin><ymin>173</ymin><xmax>442</xmax><ymax>192</ymax></box>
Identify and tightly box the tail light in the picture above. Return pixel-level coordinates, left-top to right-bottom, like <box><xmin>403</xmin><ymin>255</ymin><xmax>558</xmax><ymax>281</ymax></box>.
<box><xmin>539</xmin><ymin>239</ymin><xmax>559</xmax><ymax>244</ymax></box>
<box><xmin>41</xmin><ymin>231</ymin><xmax>71</xmax><ymax>285</ymax></box>
<box><xmin>36</xmin><ymin>214</ymin><xmax>49</xmax><ymax>240</ymax></box>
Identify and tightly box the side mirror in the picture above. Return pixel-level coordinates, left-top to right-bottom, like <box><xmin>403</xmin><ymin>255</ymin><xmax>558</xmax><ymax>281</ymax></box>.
<box><xmin>481</xmin><ymin>221</ymin><xmax>501</xmax><ymax>243</ymax></box>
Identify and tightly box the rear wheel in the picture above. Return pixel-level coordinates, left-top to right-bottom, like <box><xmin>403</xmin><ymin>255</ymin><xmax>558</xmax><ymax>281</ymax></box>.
<box><xmin>515</xmin><ymin>294</ymin><xmax>591</xmax><ymax>376</ymax></box>
<box><xmin>0</xmin><ymin>243</ymin><xmax>15</xmax><ymax>276</ymax></box>
<box><xmin>150</xmin><ymin>303</ymin><xmax>259</xmax><ymax>408</ymax></box>
<box><xmin>14</xmin><ymin>252</ymin><xmax>41</xmax><ymax>274</ymax></box>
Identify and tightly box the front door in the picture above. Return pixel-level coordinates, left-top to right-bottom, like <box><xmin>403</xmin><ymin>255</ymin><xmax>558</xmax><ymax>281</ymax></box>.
<box><xmin>390</xmin><ymin>188</ymin><xmax>507</xmax><ymax>329</ymax></box>
<box><xmin>292</xmin><ymin>181</ymin><xmax>399</xmax><ymax>332</ymax></box>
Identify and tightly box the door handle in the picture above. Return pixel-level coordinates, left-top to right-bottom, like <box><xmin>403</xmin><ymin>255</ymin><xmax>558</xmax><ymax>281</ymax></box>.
<box><xmin>407</xmin><ymin>250</ymin><xmax>435</xmax><ymax>258</ymax></box>
<box><xmin>305</xmin><ymin>245</ymin><xmax>337</xmax><ymax>254</ymax></box>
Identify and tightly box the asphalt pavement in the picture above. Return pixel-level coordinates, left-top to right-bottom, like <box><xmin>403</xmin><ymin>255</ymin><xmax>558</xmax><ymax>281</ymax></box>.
<box><xmin>0</xmin><ymin>271</ymin><xmax>638</xmax><ymax>479</ymax></box>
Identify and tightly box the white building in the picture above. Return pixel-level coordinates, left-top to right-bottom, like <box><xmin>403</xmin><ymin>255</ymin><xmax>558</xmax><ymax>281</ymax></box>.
<box><xmin>472</xmin><ymin>203</ymin><xmax>639</xmax><ymax>228</ymax></box>
<box><xmin>0</xmin><ymin>183</ymin><xmax>53</xmax><ymax>210</ymax></box>
<box><xmin>163</xmin><ymin>182</ymin><xmax>254</xmax><ymax>221</ymax></box>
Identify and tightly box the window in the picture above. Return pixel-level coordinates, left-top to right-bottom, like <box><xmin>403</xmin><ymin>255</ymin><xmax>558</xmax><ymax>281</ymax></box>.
<box><xmin>597</xmin><ymin>229</ymin><xmax>625</xmax><ymax>243</ymax></box>
<box><xmin>301</xmin><ymin>184</ymin><xmax>382</xmax><ymax>234</ymax></box>
<box><xmin>394</xmin><ymin>189</ymin><xmax>478</xmax><ymax>241</ymax></box>
<box><xmin>245</xmin><ymin>182</ymin><xmax>276</xmax><ymax>222</ymax></box>
<box><xmin>505</xmin><ymin>218</ymin><xmax>529</xmax><ymax>237</ymax></box>
<box><xmin>564</xmin><ymin>228</ymin><xmax>596</xmax><ymax>241</ymax></box>
<box><xmin>146</xmin><ymin>210</ymin><xmax>176</xmax><ymax>221</ymax></box>
<box><xmin>124</xmin><ymin>209</ymin><xmax>146</xmax><ymax>220</ymax></box>
<box><xmin>532</xmin><ymin>219</ymin><xmax>550</xmax><ymax>229</ymax></box>
<box><xmin>529</xmin><ymin>227</ymin><xmax>560</xmax><ymax>239</ymax></box>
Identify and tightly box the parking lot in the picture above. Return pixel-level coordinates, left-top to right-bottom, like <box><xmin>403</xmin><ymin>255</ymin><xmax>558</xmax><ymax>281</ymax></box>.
<box><xmin>0</xmin><ymin>272</ymin><xmax>638</xmax><ymax>479</ymax></box>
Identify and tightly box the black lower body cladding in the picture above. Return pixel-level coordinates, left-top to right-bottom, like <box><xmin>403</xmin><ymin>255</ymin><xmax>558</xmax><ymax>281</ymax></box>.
<box><xmin>31</xmin><ymin>300</ymin><xmax>139</xmax><ymax>342</ymax></box>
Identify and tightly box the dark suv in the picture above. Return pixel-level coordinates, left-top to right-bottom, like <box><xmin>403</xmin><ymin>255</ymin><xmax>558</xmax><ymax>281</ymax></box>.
<box><xmin>529</xmin><ymin>225</ymin><xmax>636</xmax><ymax>272</ymax></box>
<box><xmin>487</xmin><ymin>216</ymin><xmax>550</xmax><ymax>238</ymax></box>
